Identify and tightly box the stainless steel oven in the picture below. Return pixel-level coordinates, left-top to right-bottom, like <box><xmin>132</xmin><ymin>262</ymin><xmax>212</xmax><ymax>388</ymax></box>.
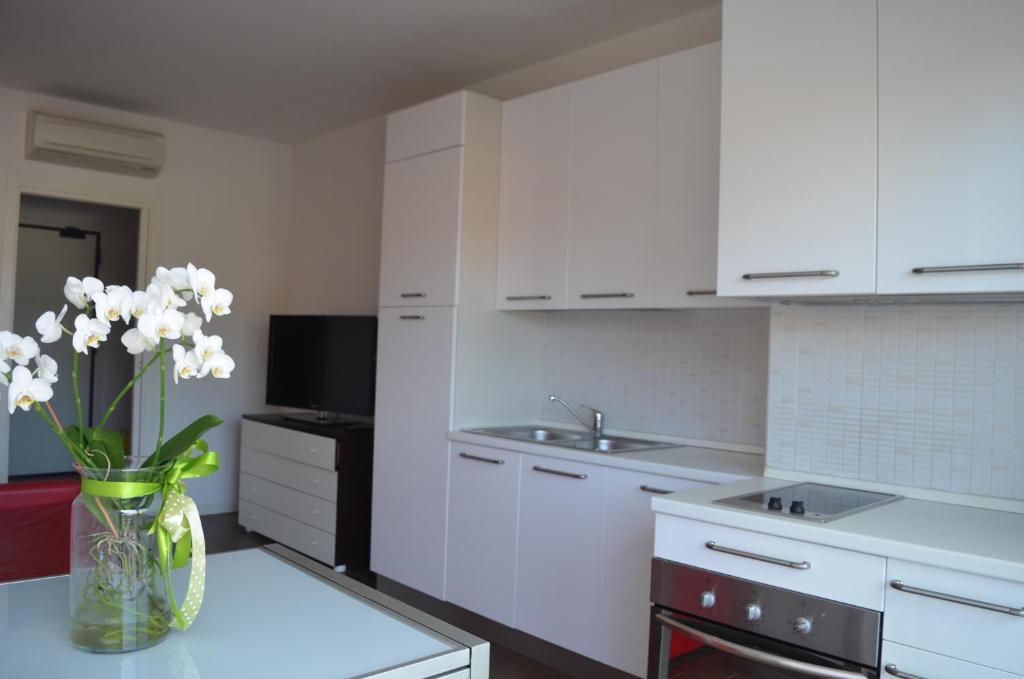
<box><xmin>648</xmin><ymin>558</ymin><xmax>881</xmax><ymax>678</ymax></box>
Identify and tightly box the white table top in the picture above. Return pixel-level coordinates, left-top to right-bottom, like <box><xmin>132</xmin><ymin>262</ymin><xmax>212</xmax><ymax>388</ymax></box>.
<box><xmin>0</xmin><ymin>548</ymin><xmax>472</xmax><ymax>679</ymax></box>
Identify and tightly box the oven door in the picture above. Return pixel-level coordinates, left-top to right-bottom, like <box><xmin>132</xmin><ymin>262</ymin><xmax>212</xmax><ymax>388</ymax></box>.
<box><xmin>649</xmin><ymin>607</ymin><xmax>879</xmax><ymax>679</ymax></box>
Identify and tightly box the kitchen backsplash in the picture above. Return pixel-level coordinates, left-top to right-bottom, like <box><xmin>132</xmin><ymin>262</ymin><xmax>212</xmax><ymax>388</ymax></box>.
<box><xmin>542</xmin><ymin>309</ymin><xmax>769</xmax><ymax>447</ymax></box>
<box><xmin>767</xmin><ymin>303</ymin><xmax>1024</xmax><ymax>501</ymax></box>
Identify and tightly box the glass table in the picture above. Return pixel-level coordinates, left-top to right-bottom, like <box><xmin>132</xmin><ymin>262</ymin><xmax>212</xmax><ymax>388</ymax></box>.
<box><xmin>0</xmin><ymin>544</ymin><xmax>488</xmax><ymax>678</ymax></box>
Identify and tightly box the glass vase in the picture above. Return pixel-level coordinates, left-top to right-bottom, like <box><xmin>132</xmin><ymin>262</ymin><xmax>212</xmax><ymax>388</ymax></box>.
<box><xmin>69</xmin><ymin>457</ymin><xmax>172</xmax><ymax>653</ymax></box>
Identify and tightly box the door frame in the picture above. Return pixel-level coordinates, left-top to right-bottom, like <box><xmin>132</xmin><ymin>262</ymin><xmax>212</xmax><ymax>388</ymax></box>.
<box><xmin>0</xmin><ymin>175</ymin><xmax>156</xmax><ymax>482</ymax></box>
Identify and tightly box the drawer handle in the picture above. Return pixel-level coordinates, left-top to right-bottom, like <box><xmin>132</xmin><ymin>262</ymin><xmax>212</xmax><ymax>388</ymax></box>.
<box><xmin>742</xmin><ymin>270</ymin><xmax>838</xmax><ymax>280</ymax></box>
<box><xmin>705</xmin><ymin>541</ymin><xmax>811</xmax><ymax>570</ymax></box>
<box><xmin>884</xmin><ymin>664</ymin><xmax>927</xmax><ymax>679</ymax></box>
<box><xmin>580</xmin><ymin>292</ymin><xmax>634</xmax><ymax>299</ymax></box>
<box><xmin>533</xmin><ymin>465</ymin><xmax>587</xmax><ymax>480</ymax></box>
<box><xmin>400</xmin><ymin>292</ymin><xmax>426</xmax><ymax>298</ymax></box>
<box><xmin>640</xmin><ymin>485</ymin><xmax>672</xmax><ymax>495</ymax></box>
<box><xmin>890</xmin><ymin>580</ymin><xmax>1024</xmax><ymax>617</ymax></box>
<box><xmin>912</xmin><ymin>263</ymin><xmax>1024</xmax><ymax>274</ymax></box>
<box><xmin>685</xmin><ymin>289</ymin><xmax>717</xmax><ymax>296</ymax></box>
<box><xmin>459</xmin><ymin>452</ymin><xmax>505</xmax><ymax>465</ymax></box>
<box><xmin>399</xmin><ymin>314</ymin><xmax>425</xmax><ymax>320</ymax></box>
<box><xmin>505</xmin><ymin>295</ymin><xmax>552</xmax><ymax>301</ymax></box>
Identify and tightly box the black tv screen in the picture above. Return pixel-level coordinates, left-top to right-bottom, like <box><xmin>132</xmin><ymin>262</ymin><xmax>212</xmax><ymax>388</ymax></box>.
<box><xmin>266</xmin><ymin>315</ymin><xmax>377</xmax><ymax>417</ymax></box>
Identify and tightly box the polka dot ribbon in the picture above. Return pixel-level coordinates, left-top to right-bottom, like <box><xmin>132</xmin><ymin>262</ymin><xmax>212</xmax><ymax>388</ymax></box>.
<box><xmin>159</xmin><ymin>490</ymin><xmax>207</xmax><ymax>631</ymax></box>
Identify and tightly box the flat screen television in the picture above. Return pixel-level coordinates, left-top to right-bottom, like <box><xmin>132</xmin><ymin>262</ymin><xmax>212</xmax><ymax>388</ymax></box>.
<box><xmin>266</xmin><ymin>315</ymin><xmax>377</xmax><ymax>424</ymax></box>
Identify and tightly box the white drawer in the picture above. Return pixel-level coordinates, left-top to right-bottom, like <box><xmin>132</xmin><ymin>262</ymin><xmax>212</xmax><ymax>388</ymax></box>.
<box><xmin>239</xmin><ymin>473</ymin><xmax>336</xmax><ymax>535</ymax></box>
<box><xmin>239</xmin><ymin>499</ymin><xmax>335</xmax><ymax>565</ymax></box>
<box><xmin>240</xmin><ymin>447</ymin><xmax>337</xmax><ymax>502</ymax></box>
<box><xmin>653</xmin><ymin>514</ymin><xmax>885</xmax><ymax>610</ymax></box>
<box><xmin>882</xmin><ymin>641</ymin><xmax>1019</xmax><ymax>679</ymax></box>
<box><xmin>884</xmin><ymin>559</ymin><xmax>1024</xmax><ymax>675</ymax></box>
<box><xmin>241</xmin><ymin>419</ymin><xmax>336</xmax><ymax>471</ymax></box>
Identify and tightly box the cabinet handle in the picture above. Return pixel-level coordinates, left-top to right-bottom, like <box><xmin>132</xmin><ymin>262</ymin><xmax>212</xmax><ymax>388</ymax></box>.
<box><xmin>890</xmin><ymin>580</ymin><xmax>1024</xmax><ymax>617</ymax></box>
<box><xmin>505</xmin><ymin>295</ymin><xmax>552</xmax><ymax>301</ymax></box>
<box><xmin>580</xmin><ymin>292</ymin><xmax>635</xmax><ymax>299</ymax></box>
<box><xmin>533</xmin><ymin>465</ymin><xmax>587</xmax><ymax>480</ymax></box>
<box><xmin>686</xmin><ymin>289</ymin><xmax>717</xmax><ymax>296</ymax></box>
<box><xmin>911</xmin><ymin>263</ymin><xmax>1024</xmax><ymax>274</ymax></box>
<box><xmin>459</xmin><ymin>452</ymin><xmax>505</xmax><ymax>465</ymax></box>
<box><xmin>705</xmin><ymin>541</ymin><xmax>811</xmax><ymax>570</ymax></box>
<box><xmin>742</xmin><ymin>270</ymin><xmax>838</xmax><ymax>280</ymax></box>
<box><xmin>885</xmin><ymin>664</ymin><xmax>928</xmax><ymax>679</ymax></box>
<box><xmin>640</xmin><ymin>485</ymin><xmax>672</xmax><ymax>495</ymax></box>
<box><xmin>400</xmin><ymin>292</ymin><xmax>427</xmax><ymax>298</ymax></box>
<box><xmin>399</xmin><ymin>315</ymin><xmax>425</xmax><ymax>320</ymax></box>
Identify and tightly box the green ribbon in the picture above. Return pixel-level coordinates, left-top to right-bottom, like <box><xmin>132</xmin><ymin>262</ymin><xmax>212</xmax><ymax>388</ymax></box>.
<box><xmin>80</xmin><ymin>448</ymin><xmax>219</xmax><ymax>631</ymax></box>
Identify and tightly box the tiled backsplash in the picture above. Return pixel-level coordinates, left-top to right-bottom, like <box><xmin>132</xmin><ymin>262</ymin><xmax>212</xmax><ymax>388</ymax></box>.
<box><xmin>767</xmin><ymin>303</ymin><xmax>1024</xmax><ymax>501</ymax></box>
<box><xmin>542</xmin><ymin>309</ymin><xmax>770</xmax><ymax>447</ymax></box>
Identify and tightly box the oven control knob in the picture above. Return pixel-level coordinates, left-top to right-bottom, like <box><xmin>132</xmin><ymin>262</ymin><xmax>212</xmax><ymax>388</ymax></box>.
<box><xmin>699</xmin><ymin>591</ymin><xmax>716</xmax><ymax>609</ymax></box>
<box><xmin>793</xmin><ymin>617</ymin><xmax>813</xmax><ymax>635</ymax></box>
<box><xmin>744</xmin><ymin>603</ymin><xmax>762</xmax><ymax>621</ymax></box>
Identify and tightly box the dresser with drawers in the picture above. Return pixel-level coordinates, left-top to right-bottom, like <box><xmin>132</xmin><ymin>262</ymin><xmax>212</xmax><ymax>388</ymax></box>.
<box><xmin>239</xmin><ymin>414</ymin><xmax>374</xmax><ymax>569</ymax></box>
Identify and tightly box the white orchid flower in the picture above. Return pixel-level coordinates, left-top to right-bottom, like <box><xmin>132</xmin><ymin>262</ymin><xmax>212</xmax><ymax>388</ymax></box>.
<box><xmin>172</xmin><ymin>344</ymin><xmax>203</xmax><ymax>383</ymax></box>
<box><xmin>203</xmin><ymin>351</ymin><xmax>235</xmax><ymax>379</ymax></box>
<box><xmin>138</xmin><ymin>307</ymin><xmax>185</xmax><ymax>342</ymax></box>
<box><xmin>35</xmin><ymin>305</ymin><xmax>68</xmax><ymax>343</ymax></box>
<box><xmin>191</xmin><ymin>329</ymin><xmax>223</xmax><ymax>363</ymax></box>
<box><xmin>155</xmin><ymin>266</ymin><xmax>192</xmax><ymax>300</ymax></box>
<box><xmin>130</xmin><ymin>290</ymin><xmax>150</xmax><ymax>319</ymax></box>
<box><xmin>7</xmin><ymin>365</ymin><xmax>53</xmax><ymax>414</ymax></box>
<box><xmin>35</xmin><ymin>354</ymin><xmax>58</xmax><ymax>384</ymax></box>
<box><xmin>64</xmin><ymin>276</ymin><xmax>104</xmax><ymax>309</ymax></box>
<box><xmin>0</xmin><ymin>358</ymin><xmax>9</xmax><ymax>386</ymax></box>
<box><xmin>93</xmin><ymin>286</ymin><xmax>133</xmax><ymax>324</ymax></box>
<box><xmin>181</xmin><ymin>312</ymin><xmax>203</xmax><ymax>338</ymax></box>
<box><xmin>186</xmin><ymin>264</ymin><xmax>216</xmax><ymax>299</ymax></box>
<box><xmin>146</xmin><ymin>281</ymin><xmax>186</xmax><ymax>310</ymax></box>
<box><xmin>121</xmin><ymin>328</ymin><xmax>156</xmax><ymax>355</ymax></box>
<box><xmin>71</xmin><ymin>314</ymin><xmax>110</xmax><ymax>354</ymax></box>
<box><xmin>201</xmin><ymin>288</ymin><xmax>233</xmax><ymax>321</ymax></box>
<box><xmin>0</xmin><ymin>331</ymin><xmax>40</xmax><ymax>366</ymax></box>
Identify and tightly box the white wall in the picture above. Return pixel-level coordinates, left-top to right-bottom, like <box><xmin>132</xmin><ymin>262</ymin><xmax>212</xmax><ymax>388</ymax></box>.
<box><xmin>0</xmin><ymin>86</ymin><xmax>292</xmax><ymax>513</ymax></box>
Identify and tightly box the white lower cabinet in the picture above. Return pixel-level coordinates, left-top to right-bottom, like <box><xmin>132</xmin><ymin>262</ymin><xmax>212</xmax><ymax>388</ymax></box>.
<box><xmin>882</xmin><ymin>641</ymin><xmax>1019</xmax><ymax>679</ymax></box>
<box><xmin>515</xmin><ymin>454</ymin><xmax>608</xmax><ymax>659</ymax></box>
<box><xmin>600</xmin><ymin>470</ymin><xmax>707</xmax><ymax>677</ymax></box>
<box><xmin>445</xmin><ymin>444</ymin><xmax>521</xmax><ymax>627</ymax></box>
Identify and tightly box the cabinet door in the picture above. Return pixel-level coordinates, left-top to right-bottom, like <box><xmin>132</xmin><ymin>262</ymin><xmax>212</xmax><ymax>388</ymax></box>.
<box><xmin>717</xmin><ymin>0</ymin><xmax>877</xmax><ymax>297</ymax></box>
<box><xmin>496</xmin><ymin>85</ymin><xmax>571</xmax><ymax>310</ymax></box>
<box><xmin>567</xmin><ymin>60</ymin><xmax>657</xmax><ymax>308</ymax></box>
<box><xmin>516</xmin><ymin>454</ymin><xmax>607</xmax><ymax>658</ymax></box>
<box><xmin>601</xmin><ymin>471</ymin><xmax>707</xmax><ymax>677</ymax></box>
<box><xmin>379</xmin><ymin>148</ymin><xmax>462</xmax><ymax>307</ymax></box>
<box><xmin>882</xmin><ymin>641</ymin><xmax>1019</xmax><ymax>679</ymax></box>
<box><xmin>877</xmin><ymin>0</ymin><xmax>1024</xmax><ymax>294</ymax></box>
<box><xmin>445</xmin><ymin>444</ymin><xmax>520</xmax><ymax>626</ymax></box>
<box><xmin>370</xmin><ymin>307</ymin><xmax>456</xmax><ymax>599</ymax></box>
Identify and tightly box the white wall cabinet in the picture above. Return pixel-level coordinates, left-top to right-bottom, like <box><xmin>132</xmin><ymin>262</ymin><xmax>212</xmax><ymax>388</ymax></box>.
<box><xmin>882</xmin><ymin>641</ymin><xmax>1019</xmax><ymax>679</ymax></box>
<box><xmin>495</xmin><ymin>85</ymin><xmax>572</xmax><ymax>310</ymax></box>
<box><xmin>566</xmin><ymin>60</ymin><xmax>657</xmax><ymax>308</ymax></box>
<box><xmin>445</xmin><ymin>444</ymin><xmax>520</xmax><ymax>627</ymax></box>
<box><xmin>371</xmin><ymin>306</ymin><xmax>457</xmax><ymax>599</ymax></box>
<box><xmin>600</xmin><ymin>470</ymin><xmax>707</xmax><ymax>677</ymax></box>
<box><xmin>717</xmin><ymin>0</ymin><xmax>878</xmax><ymax>297</ymax></box>
<box><xmin>515</xmin><ymin>454</ymin><xmax>608</xmax><ymax>659</ymax></box>
<box><xmin>876</xmin><ymin>0</ymin><xmax>1024</xmax><ymax>294</ymax></box>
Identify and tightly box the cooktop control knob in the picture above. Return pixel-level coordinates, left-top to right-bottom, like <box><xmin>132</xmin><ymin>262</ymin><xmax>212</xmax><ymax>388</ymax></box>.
<box><xmin>744</xmin><ymin>603</ymin><xmax>762</xmax><ymax>622</ymax></box>
<box><xmin>789</xmin><ymin>500</ymin><xmax>806</xmax><ymax>515</ymax></box>
<box><xmin>699</xmin><ymin>591</ymin><xmax>716</xmax><ymax>609</ymax></box>
<box><xmin>793</xmin><ymin>616</ymin><xmax>813</xmax><ymax>635</ymax></box>
<box><xmin>767</xmin><ymin>496</ymin><xmax>783</xmax><ymax>510</ymax></box>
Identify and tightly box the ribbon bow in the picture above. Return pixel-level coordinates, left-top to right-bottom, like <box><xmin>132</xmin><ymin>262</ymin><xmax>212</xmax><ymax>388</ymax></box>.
<box><xmin>80</xmin><ymin>447</ymin><xmax>219</xmax><ymax>631</ymax></box>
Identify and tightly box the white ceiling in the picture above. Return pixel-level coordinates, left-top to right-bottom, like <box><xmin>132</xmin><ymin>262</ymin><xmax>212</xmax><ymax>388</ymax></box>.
<box><xmin>0</xmin><ymin>0</ymin><xmax>714</xmax><ymax>143</ymax></box>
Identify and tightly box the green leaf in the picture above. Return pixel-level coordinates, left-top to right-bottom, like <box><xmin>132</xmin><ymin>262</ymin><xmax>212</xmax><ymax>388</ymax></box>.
<box><xmin>145</xmin><ymin>415</ymin><xmax>224</xmax><ymax>467</ymax></box>
<box><xmin>66</xmin><ymin>426</ymin><xmax>126</xmax><ymax>469</ymax></box>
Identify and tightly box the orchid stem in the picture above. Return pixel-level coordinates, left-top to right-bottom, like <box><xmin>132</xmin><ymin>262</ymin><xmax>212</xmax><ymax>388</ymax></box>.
<box><xmin>34</xmin><ymin>404</ymin><xmax>86</xmax><ymax>466</ymax></box>
<box><xmin>45</xmin><ymin>401</ymin><xmax>64</xmax><ymax>430</ymax></box>
<box><xmin>72</xmin><ymin>352</ymin><xmax>85</xmax><ymax>446</ymax></box>
<box><xmin>155</xmin><ymin>339</ymin><xmax>167</xmax><ymax>462</ymax></box>
<box><xmin>94</xmin><ymin>349</ymin><xmax>164</xmax><ymax>436</ymax></box>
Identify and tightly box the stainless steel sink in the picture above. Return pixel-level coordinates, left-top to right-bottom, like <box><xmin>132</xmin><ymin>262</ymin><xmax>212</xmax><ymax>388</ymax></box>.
<box><xmin>466</xmin><ymin>426</ymin><xmax>588</xmax><ymax>444</ymax></box>
<box><xmin>564</xmin><ymin>436</ymin><xmax>675</xmax><ymax>453</ymax></box>
<box><xmin>466</xmin><ymin>426</ymin><xmax>675</xmax><ymax>453</ymax></box>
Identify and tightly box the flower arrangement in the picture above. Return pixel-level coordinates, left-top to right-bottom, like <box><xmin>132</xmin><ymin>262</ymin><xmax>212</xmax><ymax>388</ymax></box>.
<box><xmin>1</xmin><ymin>264</ymin><xmax>235</xmax><ymax>653</ymax></box>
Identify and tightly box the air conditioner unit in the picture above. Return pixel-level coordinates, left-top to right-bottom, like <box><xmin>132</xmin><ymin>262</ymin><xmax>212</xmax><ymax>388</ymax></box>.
<box><xmin>26</xmin><ymin>111</ymin><xmax>166</xmax><ymax>178</ymax></box>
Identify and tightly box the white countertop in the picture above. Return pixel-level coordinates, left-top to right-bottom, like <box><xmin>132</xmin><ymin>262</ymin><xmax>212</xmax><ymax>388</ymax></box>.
<box><xmin>448</xmin><ymin>430</ymin><xmax>764</xmax><ymax>484</ymax></box>
<box><xmin>652</xmin><ymin>477</ymin><xmax>1024</xmax><ymax>584</ymax></box>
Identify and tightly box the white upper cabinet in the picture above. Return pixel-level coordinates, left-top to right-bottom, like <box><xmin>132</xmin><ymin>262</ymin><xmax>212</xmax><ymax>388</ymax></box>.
<box><xmin>495</xmin><ymin>85</ymin><xmax>572</xmax><ymax>310</ymax></box>
<box><xmin>386</xmin><ymin>91</ymin><xmax>500</xmax><ymax>163</ymax></box>
<box><xmin>717</xmin><ymin>0</ymin><xmax>878</xmax><ymax>297</ymax></box>
<box><xmin>567</xmin><ymin>60</ymin><xmax>658</xmax><ymax>308</ymax></box>
<box><xmin>379</xmin><ymin>147</ymin><xmax>462</xmax><ymax>307</ymax></box>
<box><xmin>876</xmin><ymin>0</ymin><xmax>1024</xmax><ymax>294</ymax></box>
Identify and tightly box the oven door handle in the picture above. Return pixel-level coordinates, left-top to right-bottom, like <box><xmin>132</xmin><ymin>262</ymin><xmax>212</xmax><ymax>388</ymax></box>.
<box><xmin>654</xmin><ymin>614</ymin><xmax>869</xmax><ymax>679</ymax></box>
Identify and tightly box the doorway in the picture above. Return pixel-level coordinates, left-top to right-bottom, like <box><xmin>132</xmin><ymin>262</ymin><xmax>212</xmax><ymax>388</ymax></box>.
<box><xmin>8</xmin><ymin>194</ymin><xmax>141</xmax><ymax>479</ymax></box>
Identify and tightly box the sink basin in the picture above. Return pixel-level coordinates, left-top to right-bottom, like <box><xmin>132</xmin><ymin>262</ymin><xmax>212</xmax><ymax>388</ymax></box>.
<box><xmin>467</xmin><ymin>426</ymin><xmax>587</xmax><ymax>444</ymax></box>
<box><xmin>563</xmin><ymin>436</ymin><xmax>675</xmax><ymax>453</ymax></box>
<box><xmin>465</xmin><ymin>426</ymin><xmax>675</xmax><ymax>454</ymax></box>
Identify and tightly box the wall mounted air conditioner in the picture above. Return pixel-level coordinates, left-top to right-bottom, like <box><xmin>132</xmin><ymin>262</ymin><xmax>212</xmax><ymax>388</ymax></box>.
<box><xmin>26</xmin><ymin>111</ymin><xmax>166</xmax><ymax>178</ymax></box>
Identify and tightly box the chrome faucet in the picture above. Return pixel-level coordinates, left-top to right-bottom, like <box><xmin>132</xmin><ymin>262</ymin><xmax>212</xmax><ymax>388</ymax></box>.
<box><xmin>548</xmin><ymin>395</ymin><xmax>604</xmax><ymax>439</ymax></box>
